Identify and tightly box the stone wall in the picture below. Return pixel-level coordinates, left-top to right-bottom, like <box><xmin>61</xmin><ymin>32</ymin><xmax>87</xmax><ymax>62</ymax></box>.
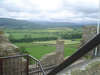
<box><xmin>56</xmin><ymin>40</ymin><xmax>64</xmax><ymax>53</ymax></box>
<box><xmin>0</xmin><ymin>31</ymin><xmax>26</xmax><ymax>75</ymax></box>
<box><xmin>40</xmin><ymin>40</ymin><xmax>64</xmax><ymax>67</ymax></box>
<box><xmin>81</xmin><ymin>26</ymin><xmax>97</xmax><ymax>45</ymax></box>
<box><xmin>71</xmin><ymin>60</ymin><xmax>100</xmax><ymax>75</ymax></box>
<box><xmin>2</xmin><ymin>57</ymin><xmax>27</xmax><ymax>75</ymax></box>
<box><xmin>81</xmin><ymin>26</ymin><xmax>100</xmax><ymax>57</ymax></box>
<box><xmin>0</xmin><ymin>31</ymin><xmax>65</xmax><ymax>74</ymax></box>
<box><xmin>0</xmin><ymin>31</ymin><xmax>20</xmax><ymax>56</ymax></box>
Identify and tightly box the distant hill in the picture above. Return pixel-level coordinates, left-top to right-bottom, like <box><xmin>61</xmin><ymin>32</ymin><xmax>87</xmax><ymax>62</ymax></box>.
<box><xmin>0</xmin><ymin>18</ymin><xmax>41</xmax><ymax>29</ymax></box>
<box><xmin>0</xmin><ymin>18</ymin><xmax>95</xmax><ymax>29</ymax></box>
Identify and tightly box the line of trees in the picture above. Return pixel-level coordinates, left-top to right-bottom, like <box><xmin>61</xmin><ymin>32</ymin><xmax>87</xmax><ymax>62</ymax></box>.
<box><xmin>10</xmin><ymin>37</ymin><xmax>58</xmax><ymax>43</ymax></box>
<box><xmin>9</xmin><ymin>31</ymin><xmax>82</xmax><ymax>43</ymax></box>
<box><xmin>62</xmin><ymin>32</ymin><xmax>82</xmax><ymax>39</ymax></box>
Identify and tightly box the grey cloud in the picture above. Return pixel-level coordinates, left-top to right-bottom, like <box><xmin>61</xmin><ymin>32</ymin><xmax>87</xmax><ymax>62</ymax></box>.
<box><xmin>63</xmin><ymin>0</ymin><xmax>99</xmax><ymax>21</ymax></box>
<box><xmin>0</xmin><ymin>0</ymin><xmax>40</xmax><ymax>13</ymax></box>
<box><xmin>0</xmin><ymin>0</ymin><xmax>99</xmax><ymax>23</ymax></box>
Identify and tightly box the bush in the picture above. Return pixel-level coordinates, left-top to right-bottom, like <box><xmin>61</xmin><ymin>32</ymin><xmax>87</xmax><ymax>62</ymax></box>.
<box><xmin>19</xmin><ymin>46</ymin><xmax>29</xmax><ymax>54</ymax></box>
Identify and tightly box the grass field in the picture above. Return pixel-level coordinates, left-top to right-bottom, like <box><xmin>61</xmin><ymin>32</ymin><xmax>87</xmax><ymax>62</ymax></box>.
<box><xmin>5</xmin><ymin>27</ymin><xmax>81</xmax><ymax>40</ymax></box>
<box><xmin>15</xmin><ymin>39</ymin><xmax>80</xmax><ymax>59</ymax></box>
<box><xmin>4</xmin><ymin>28</ymin><xmax>81</xmax><ymax>59</ymax></box>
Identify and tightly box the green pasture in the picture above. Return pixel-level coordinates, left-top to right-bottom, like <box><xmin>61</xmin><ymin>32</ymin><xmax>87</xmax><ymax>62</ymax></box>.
<box><xmin>15</xmin><ymin>39</ymin><xmax>80</xmax><ymax>59</ymax></box>
<box><xmin>33</xmin><ymin>39</ymin><xmax>80</xmax><ymax>44</ymax></box>
<box><xmin>4</xmin><ymin>28</ymin><xmax>81</xmax><ymax>59</ymax></box>
<box><xmin>5</xmin><ymin>28</ymin><xmax>78</xmax><ymax>39</ymax></box>
<box><xmin>8</xmin><ymin>33</ymin><xmax>58</xmax><ymax>39</ymax></box>
<box><xmin>15</xmin><ymin>43</ymin><xmax>56</xmax><ymax>59</ymax></box>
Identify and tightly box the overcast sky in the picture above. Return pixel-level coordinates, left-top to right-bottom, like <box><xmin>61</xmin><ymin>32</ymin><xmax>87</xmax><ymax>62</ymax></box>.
<box><xmin>0</xmin><ymin>0</ymin><xmax>99</xmax><ymax>23</ymax></box>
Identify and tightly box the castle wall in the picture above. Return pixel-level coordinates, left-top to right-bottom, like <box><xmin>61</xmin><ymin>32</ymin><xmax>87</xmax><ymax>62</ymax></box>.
<box><xmin>0</xmin><ymin>31</ymin><xmax>26</xmax><ymax>75</ymax></box>
<box><xmin>81</xmin><ymin>26</ymin><xmax>100</xmax><ymax>57</ymax></box>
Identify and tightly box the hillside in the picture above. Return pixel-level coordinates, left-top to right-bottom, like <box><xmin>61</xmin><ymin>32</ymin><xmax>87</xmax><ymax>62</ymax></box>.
<box><xmin>0</xmin><ymin>18</ymin><xmax>82</xmax><ymax>29</ymax></box>
<box><xmin>0</xmin><ymin>18</ymin><xmax>41</xmax><ymax>29</ymax></box>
